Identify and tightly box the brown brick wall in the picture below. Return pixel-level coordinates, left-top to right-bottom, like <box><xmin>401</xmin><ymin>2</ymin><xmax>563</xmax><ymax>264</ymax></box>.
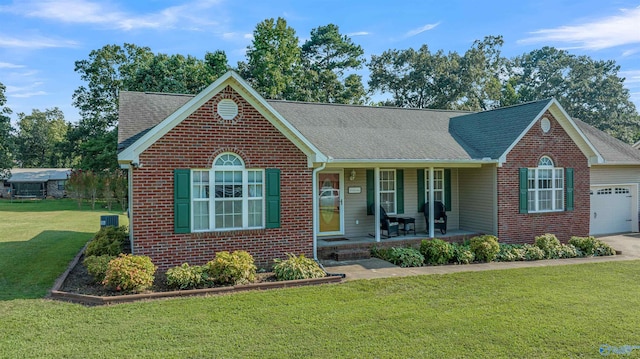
<box><xmin>497</xmin><ymin>111</ymin><xmax>590</xmax><ymax>243</ymax></box>
<box><xmin>132</xmin><ymin>86</ymin><xmax>313</xmax><ymax>270</ymax></box>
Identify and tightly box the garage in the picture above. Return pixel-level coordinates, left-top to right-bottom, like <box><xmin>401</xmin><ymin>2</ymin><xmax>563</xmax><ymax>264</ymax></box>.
<box><xmin>590</xmin><ymin>185</ymin><xmax>635</xmax><ymax>235</ymax></box>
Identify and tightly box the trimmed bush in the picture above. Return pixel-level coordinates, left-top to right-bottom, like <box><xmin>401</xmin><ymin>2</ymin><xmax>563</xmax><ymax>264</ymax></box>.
<box><xmin>568</xmin><ymin>236</ymin><xmax>615</xmax><ymax>257</ymax></box>
<box><xmin>469</xmin><ymin>235</ymin><xmax>500</xmax><ymax>262</ymax></box>
<box><xmin>534</xmin><ymin>233</ymin><xmax>562</xmax><ymax>259</ymax></box>
<box><xmin>595</xmin><ymin>240</ymin><xmax>616</xmax><ymax>256</ymax></box>
<box><xmin>83</xmin><ymin>255</ymin><xmax>116</xmax><ymax>283</ymax></box>
<box><xmin>523</xmin><ymin>244</ymin><xmax>546</xmax><ymax>261</ymax></box>
<box><xmin>273</xmin><ymin>254</ymin><xmax>326</xmax><ymax>280</ymax></box>
<box><xmin>388</xmin><ymin>247</ymin><xmax>425</xmax><ymax>267</ymax></box>
<box><xmin>85</xmin><ymin>226</ymin><xmax>127</xmax><ymax>257</ymax></box>
<box><xmin>452</xmin><ymin>244</ymin><xmax>475</xmax><ymax>264</ymax></box>
<box><xmin>420</xmin><ymin>239</ymin><xmax>454</xmax><ymax>265</ymax></box>
<box><xmin>496</xmin><ymin>244</ymin><xmax>525</xmax><ymax>262</ymax></box>
<box><xmin>166</xmin><ymin>263</ymin><xmax>208</xmax><ymax>290</ymax></box>
<box><xmin>558</xmin><ymin>244</ymin><xmax>578</xmax><ymax>259</ymax></box>
<box><xmin>102</xmin><ymin>254</ymin><xmax>156</xmax><ymax>293</ymax></box>
<box><xmin>205</xmin><ymin>251</ymin><xmax>256</xmax><ymax>286</ymax></box>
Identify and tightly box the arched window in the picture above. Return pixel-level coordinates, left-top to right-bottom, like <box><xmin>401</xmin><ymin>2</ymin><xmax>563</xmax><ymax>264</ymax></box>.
<box><xmin>191</xmin><ymin>153</ymin><xmax>264</xmax><ymax>231</ymax></box>
<box><xmin>527</xmin><ymin>156</ymin><xmax>564</xmax><ymax>212</ymax></box>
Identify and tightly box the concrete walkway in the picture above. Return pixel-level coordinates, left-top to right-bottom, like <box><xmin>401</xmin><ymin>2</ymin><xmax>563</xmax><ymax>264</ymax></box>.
<box><xmin>321</xmin><ymin>233</ymin><xmax>640</xmax><ymax>281</ymax></box>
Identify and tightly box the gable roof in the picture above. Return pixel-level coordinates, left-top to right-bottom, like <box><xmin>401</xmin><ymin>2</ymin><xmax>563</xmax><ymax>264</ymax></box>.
<box><xmin>5</xmin><ymin>168</ymin><xmax>71</xmax><ymax>183</ymax></box>
<box><xmin>117</xmin><ymin>71</ymin><xmax>326</xmax><ymax>165</ymax></box>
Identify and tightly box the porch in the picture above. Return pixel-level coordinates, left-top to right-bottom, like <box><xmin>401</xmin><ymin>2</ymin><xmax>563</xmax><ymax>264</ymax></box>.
<box><xmin>317</xmin><ymin>229</ymin><xmax>480</xmax><ymax>261</ymax></box>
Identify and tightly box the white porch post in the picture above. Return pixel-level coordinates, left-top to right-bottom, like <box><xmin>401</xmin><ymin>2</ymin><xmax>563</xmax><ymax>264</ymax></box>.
<box><xmin>428</xmin><ymin>167</ymin><xmax>435</xmax><ymax>238</ymax></box>
<box><xmin>374</xmin><ymin>167</ymin><xmax>381</xmax><ymax>242</ymax></box>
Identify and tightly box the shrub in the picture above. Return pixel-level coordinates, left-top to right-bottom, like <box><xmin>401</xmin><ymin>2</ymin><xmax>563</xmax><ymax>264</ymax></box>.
<box><xmin>388</xmin><ymin>247</ymin><xmax>425</xmax><ymax>267</ymax></box>
<box><xmin>568</xmin><ymin>236</ymin><xmax>597</xmax><ymax>256</ymax></box>
<box><xmin>452</xmin><ymin>244</ymin><xmax>475</xmax><ymax>264</ymax></box>
<box><xmin>534</xmin><ymin>233</ymin><xmax>562</xmax><ymax>259</ymax></box>
<box><xmin>83</xmin><ymin>255</ymin><xmax>116</xmax><ymax>283</ymax></box>
<box><xmin>558</xmin><ymin>244</ymin><xmax>578</xmax><ymax>259</ymax></box>
<box><xmin>166</xmin><ymin>263</ymin><xmax>208</xmax><ymax>290</ymax></box>
<box><xmin>469</xmin><ymin>235</ymin><xmax>500</xmax><ymax>262</ymax></box>
<box><xmin>496</xmin><ymin>244</ymin><xmax>525</xmax><ymax>262</ymax></box>
<box><xmin>523</xmin><ymin>244</ymin><xmax>545</xmax><ymax>261</ymax></box>
<box><xmin>594</xmin><ymin>240</ymin><xmax>616</xmax><ymax>256</ymax></box>
<box><xmin>420</xmin><ymin>239</ymin><xmax>454</xmax><ymax>265</ymax></box>
<box><xmin>85</xmin><ymin>226</ymin><xmax>127</xmax><ymax>257</ymax></box>
<box><xmin>205</xmin><ymin>251</ymin><xmax>256</xmax><ymax>286</ymax></box>
<box><xmin>273</xmin><ymin>254</ymin><xmax>326</xmax><ymax>280</ymax></box>
<box><xmin>102</xmin><ymin>254</ymin><xmax>156</xmax><ymax>293</ymax></box>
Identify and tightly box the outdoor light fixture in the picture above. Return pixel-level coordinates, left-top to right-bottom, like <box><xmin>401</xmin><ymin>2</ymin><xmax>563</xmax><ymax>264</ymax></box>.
<box><xmin>349</xmin><ymin>169</ymin><xmax>356</xmax><ymax>181</ymax></box>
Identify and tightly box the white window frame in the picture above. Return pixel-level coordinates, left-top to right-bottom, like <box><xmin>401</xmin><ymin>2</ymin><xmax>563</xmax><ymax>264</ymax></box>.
<box><xmin>527</xmin><ymin>156</ymin><xmax>564</xmax><ymax>213</ymax></box>
<box><xmin>191</xmin><ymin>153</ymin><xmax>265</xmax><ymax>232</ymax></box>
<box><xmin>425</xmin><ymin>169</ymin><xmax>445</xmax><ymax>205</ymax></box>
<box><xmin>379</xmin><ymin>169</ymin><xmax>396</xmax><ymax>214</ymax></box>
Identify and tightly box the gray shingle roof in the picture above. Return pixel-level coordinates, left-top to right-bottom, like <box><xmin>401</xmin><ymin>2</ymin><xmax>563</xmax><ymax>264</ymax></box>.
<box><xmin>118</xmin><ymin>91</ymin><xmax>193</xmax><ymax>151</ymax></box>
<box><xmin>267</xmin><ymin>101</ymin><xmax>472</xmax><ymax>160</ymax></box>
<box><xmin>575</xmin><ymin>118</ymin><xmax>640</xmax><ymax>164</ymax></box>
<box><xmin>5</xmin><ymin>168</ymin><xmax>71</xmax><ymax>182</ymax></box>
<box><xmin>449</xmin><ymin>99</ymin><xmax>551</xmax><ymax>159</ymax></box>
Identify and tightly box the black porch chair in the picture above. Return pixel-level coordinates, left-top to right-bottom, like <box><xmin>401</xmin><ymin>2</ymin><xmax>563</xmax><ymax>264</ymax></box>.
<box><xmin>369</xmin><ymin>204</ymin><xmax>400</xmax><ymax>238</ymax></box>
<box><xmin>423</xmin><ymin>201</ymin><xmax>447</xmax><ymax>235</ymax></box>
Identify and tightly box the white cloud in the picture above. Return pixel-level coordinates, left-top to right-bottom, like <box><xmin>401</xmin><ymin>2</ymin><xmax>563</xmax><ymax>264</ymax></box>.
<box><xmin>0</xmin><ymin>62</ymin><xmax>24</xmax><ymax>69</ymax></box>
<box><xmin>518</xmin><ymin>6</ymin><xmax>640</xmax><ymax>50</ymax></box>
<box><xmin>620</xmin><ymin>70</ymin><xmax>640</xmax><ymax>84</ymax></box>
<box><xmin>404</xmin><ymin>22</ymin><xmax>440</xmax><ymax>38</ymax></box>
<box><xmin>0</xmin><ymin>35</ymin><xmax>78</xmax><ymax>49</ymax></box>
<box><xmin>1</xmin><ymin>0</ymin><xmax>223</xmax><ymax>31</ymax></box>
<box><xmin>6</xmin><ymin>81</ymin><xmax>46</xmax><ymax>98</ymax></box>
<box><xmin>347</xmin><ymin>31</ymin><xmax>370</xmax><ymax>37</ymax></box>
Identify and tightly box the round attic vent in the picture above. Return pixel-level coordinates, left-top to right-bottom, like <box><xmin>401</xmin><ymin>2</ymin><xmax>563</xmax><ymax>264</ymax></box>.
<box><xmin>541</xmin><ymin>117</ymin><xmax>551</xmax><ymax>133</ymax></box>
<box><xmin>217</xmin><ymin>99</ymin><xmax>239</xmax><ymax>121</ymax></box>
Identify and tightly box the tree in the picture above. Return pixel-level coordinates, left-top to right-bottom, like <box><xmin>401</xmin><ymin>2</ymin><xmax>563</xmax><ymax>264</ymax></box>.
<box><xmin>298</xmin><ymin>24</ymin><xmax>367</xmax><ymax>104</ymax></box>
<box><xmin>240</xmin><ymin>17</ymin><xmax>301</xmax><ymax>99</ymax></box>
<box><xmin>0</xmin><ymin>82</ymin><xmax>13</xmax><ymax>178</ymax></box>
<box><xmin>368</xmin><ymin>45</ymin><xmax>463</xmax><ymax>109</ymax></box>
<box><xmin>14</xmin><ymin>108</ymin><xmax>71</xmax><ymax>167</ymax></box>
<box><xmin>458</xmin><ymin>36</ymin><xmax>507</xmax><ymax>111</ymax></box>
<box><xmin>508</xmin><ymin>47</ymin><xmax>640</xmax><ymax>143</ymax></box>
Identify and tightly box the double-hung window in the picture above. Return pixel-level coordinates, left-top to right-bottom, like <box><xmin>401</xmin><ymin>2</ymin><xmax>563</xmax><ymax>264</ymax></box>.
<box><xmin>425</xmin><ymin>169</ymin><xmax>444</xmax><ymax>204</ymax></box>
<box><xmin>527</xmin><ymin>156</ymin><xmax>564</xmax><ymax>212</ymax></box>
<box><xmin>379</xmin><ymin>169</ymin><xmax>396</xmax><ymax>214</ymax></box>
<box><xmin>192</xmin><ymin>153</ymin><xmax>264</xmax><ymax>231</ymax></box>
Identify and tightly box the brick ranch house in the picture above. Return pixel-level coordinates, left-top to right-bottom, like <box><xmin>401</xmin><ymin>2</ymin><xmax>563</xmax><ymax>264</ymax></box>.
<box><xmin>117</xmin><ymin>71</ymin><xmax>640</xmax><ymax>269</ymax></box>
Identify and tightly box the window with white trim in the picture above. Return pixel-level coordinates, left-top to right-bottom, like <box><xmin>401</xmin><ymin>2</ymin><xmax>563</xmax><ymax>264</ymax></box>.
<box><xmin>379</xmin><ymin>169</ymin><xmax>396</xmax><ymax>214</ymax></box>
<box><xmin>527</xmin><ymin>156</ymin><xmax>564</xmax><ymax>212</ymax></box>
<box><xmin>192</xmin><ymin>153</ymin><xmax>264</xmax><ymax>231</ymax></box>
<box><xmin>425</xmin><ymin>169</ymin><xmax>444</xmax><ymax>204</ymax></box>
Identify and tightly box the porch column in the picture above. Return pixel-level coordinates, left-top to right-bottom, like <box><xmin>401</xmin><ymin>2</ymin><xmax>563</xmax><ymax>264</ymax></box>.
<box><xmin>428</xmin><ymin>167</ymin><xmax>435</xmax><ymax>238</ymax></box>
<box><xmin>374</xmin><ymin>167</ymin><xmax>381</xmax><ymax>242</ymax></box>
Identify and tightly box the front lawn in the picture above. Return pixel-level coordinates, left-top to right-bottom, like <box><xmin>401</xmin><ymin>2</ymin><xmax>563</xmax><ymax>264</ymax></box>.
<box><xmin>1</xmin><ymin>200</ymin><xmax>639</xmax><ymax>358</ymax></box>
<box><xmin>0</xmin><ymin>199</ymin><xmax>126</xmax><ymax>299</ymax></box>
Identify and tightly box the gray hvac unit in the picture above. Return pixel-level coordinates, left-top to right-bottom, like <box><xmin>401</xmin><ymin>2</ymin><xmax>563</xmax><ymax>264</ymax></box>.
<box><xmin>100</xmin><ymin>215</ymin><xmax>119</xmax><ymax>228</ymax></box>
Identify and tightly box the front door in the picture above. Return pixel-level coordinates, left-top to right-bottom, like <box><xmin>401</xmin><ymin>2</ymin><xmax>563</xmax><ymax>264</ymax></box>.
<box><xmin>318</xmin><ymin>171</ymin><xmax>343</xmax><ymax>235</ymax></box>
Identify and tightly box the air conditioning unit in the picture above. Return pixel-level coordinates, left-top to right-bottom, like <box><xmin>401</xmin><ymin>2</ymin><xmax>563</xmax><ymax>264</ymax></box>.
<box><xmin>100</xmin><ymin>215</ymin><xmax>119</xmax><ymax>228</ymax></box>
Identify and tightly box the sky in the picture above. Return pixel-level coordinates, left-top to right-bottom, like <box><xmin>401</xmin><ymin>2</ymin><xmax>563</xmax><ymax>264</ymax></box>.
<box><xmin>1</xmin><ymin>0</ymin><xmax>640</xmax><ymax>125</ymax></box>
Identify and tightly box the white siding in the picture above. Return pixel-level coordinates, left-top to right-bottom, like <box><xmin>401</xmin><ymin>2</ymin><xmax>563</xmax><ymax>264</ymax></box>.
<box><xmin>458</xmin><ymin>165</ymin><xmax>497</xmax><ymax>235</ymax></box>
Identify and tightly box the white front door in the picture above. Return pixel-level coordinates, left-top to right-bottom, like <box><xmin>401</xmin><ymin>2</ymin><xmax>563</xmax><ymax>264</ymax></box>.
<box><xmin>317</xmin><ymin>171</ymin><xmax>344</xmax><ymax>235</ymax></box>
<box><xmin>590</xmin><ymin>186</ymin><xmax>633</xmax><ymax>235</ymax></box>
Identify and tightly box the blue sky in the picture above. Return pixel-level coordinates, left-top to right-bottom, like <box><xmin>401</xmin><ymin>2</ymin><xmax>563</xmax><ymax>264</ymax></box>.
<box><xmin>1</xmin><ymin>0</ymin><xmax>639</xmax><ymax>125</ymax></box>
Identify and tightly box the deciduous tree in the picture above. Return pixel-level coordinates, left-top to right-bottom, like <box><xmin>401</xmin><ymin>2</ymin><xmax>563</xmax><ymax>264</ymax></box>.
<box><xmin>0</xmin><ymin>82</ymin><xmax>13</xmax><ymax>178</ymax></box>
<box><xmin>14</xmin><ymin>108</ymin><xmax>71</xmax><ymax>167</ymax></box>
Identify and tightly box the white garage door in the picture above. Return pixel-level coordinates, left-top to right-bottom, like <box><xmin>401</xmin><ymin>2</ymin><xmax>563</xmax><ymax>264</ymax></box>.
<box><xmin>590</xmin><ymin>186</ymin><xmax>633</xmax><ymax>235</ymax></box>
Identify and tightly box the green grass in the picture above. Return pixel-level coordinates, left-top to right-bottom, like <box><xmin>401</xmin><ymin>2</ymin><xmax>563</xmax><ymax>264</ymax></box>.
<box><xmin>0</xmin><ymin>199</ymin><xmax>127</xmax><ymax>299</ymax></box>
<box><xmin>1</xmin><ymin>200</ymin><xmax>640</xmax><ymax>357</ymax></box>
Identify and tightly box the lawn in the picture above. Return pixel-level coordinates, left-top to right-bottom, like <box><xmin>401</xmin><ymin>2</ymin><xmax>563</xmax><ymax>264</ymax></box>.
<box><xmin>0</xmin><ymin>199</ymin><xmax>127</xmax><ymax>300</ymax></box>
<box><xmin>1</xmin><ymin>200</ymin><xmax>639</xmax><ymax>358</ymax></box>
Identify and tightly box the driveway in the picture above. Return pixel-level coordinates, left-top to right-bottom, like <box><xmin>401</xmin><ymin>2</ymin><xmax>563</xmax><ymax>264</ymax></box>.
<box><xmin>322</xmin><ymin>233</ymin><xmax>640</xmax><ymax>281</ymax></box>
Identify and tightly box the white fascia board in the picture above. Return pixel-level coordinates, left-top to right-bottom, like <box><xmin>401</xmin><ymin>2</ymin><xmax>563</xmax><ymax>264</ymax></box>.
<box><xmin>498</xmin><ymin>99</ymin><xmax>604</xmax><ymax>165</ymax></box>
<box><xmin>118</xmin><ymin>71</ymin><xmax>326</xmax><ymax>165</ymax></box>
<box><xmin>321</xmin><ymin>158</ymin><xmax>497</xmax><ymax>168</ymax></box>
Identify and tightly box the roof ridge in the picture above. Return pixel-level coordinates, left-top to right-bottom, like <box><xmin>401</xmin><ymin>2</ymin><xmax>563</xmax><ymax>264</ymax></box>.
<box><xmin>266</xmin><ymin>99</ymin><xmax>473</xmax><ymax>114</ymax></box>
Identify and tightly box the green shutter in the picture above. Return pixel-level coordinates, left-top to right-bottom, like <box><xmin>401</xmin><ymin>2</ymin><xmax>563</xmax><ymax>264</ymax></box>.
<box><xmin>444</xmin><ymin>169</ymin><xmax>452</xmax><ymax>211</ymax></box>
<box><xmin>417</xmin><ymin>169</ymin><xmax>425</xmax><ymax>213</ymax></box>
<box><xmin>265</xmin><ymin>169</ymin><xmax>281</xmax><ymax>228</ymax></box>
<box><xmin>396</xmin><ymin>169</ymin><xmax>404</xmax><ymax>214</ymax></box>
<box><xmin>566</xmin><ymin>168</ymin><xmax>574</xmax><ymax>211</ymax></box>
<box><xmin>519</xmin><ymin>168</ymin><xmax>528</xmax><ymax>214</ymax></box>
<box><xmin>366</xmin><ymin>169</ymin><xmax>374</xmax><ymax>215</ymax></box>
<box><xmin>174</xmin><ymin>169</ymin><xmax>191</xmax><ymax>234</ymax></box>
